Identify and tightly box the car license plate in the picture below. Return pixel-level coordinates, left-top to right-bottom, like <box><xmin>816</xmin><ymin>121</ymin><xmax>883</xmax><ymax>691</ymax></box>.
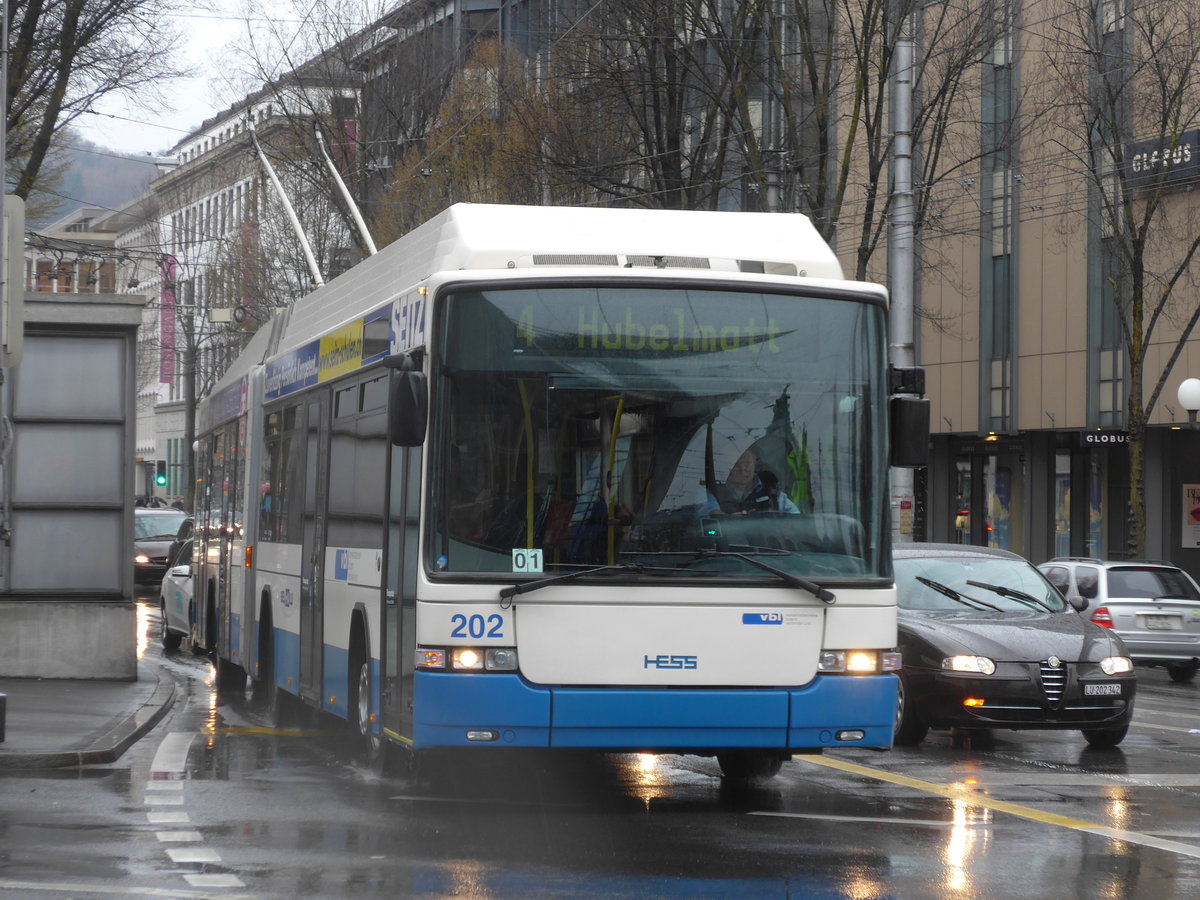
<box><xmin>1084</xmin><ymin>683</ymin><xmax>1122</xmax><ymax>696</ymax></box>
<box><xmin>1143</xmin><ymin>614</ymin><xmax>1182</xmax><ymax>631</ymax></box>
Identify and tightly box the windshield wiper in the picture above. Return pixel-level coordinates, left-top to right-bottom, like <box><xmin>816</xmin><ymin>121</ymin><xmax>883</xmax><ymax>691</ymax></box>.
<box><xmin>498</xmin><ymin>563</ymin><xmax>706</xmax><ymax>606</ymax></box>
<box><xmin>627</xmin><ymin>549</ymin><xmax>836</xmax><ymax>604</ymax></box>
<box><xmin>914</xmin><ymin>576</ymin><xmax>1001</xmax><ymax>612</ymax></box>
<box><xmin>965</xmin><ymin>579</ymin><xmax>1055</xmax><ymax>612</ymax></box>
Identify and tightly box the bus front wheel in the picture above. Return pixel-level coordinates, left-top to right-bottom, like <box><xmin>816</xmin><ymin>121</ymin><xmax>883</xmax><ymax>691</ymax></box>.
<box><xmin>353</xmin><ymin>655</ymin><xmax>384</xmax><ymax>766</ymax></box>
<box><xmin>716</xmin><ymin>751</ymin><xmax>784</xmax><ymax>782</ymax></box>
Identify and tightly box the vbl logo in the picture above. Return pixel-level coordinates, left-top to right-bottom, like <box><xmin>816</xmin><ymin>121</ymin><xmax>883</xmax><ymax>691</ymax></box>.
<box><xmin>644</xmin><ymin>654</ymin><xmax>698</xmax><ymax>670</ymax></box>
<box><xmin>742</xmin><ymin>612</ymin><xmax>784</xmax><ymax>625</ymax></box>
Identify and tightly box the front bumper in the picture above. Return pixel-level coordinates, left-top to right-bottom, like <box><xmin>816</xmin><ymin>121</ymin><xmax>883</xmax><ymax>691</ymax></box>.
<box><xmin>412</xmin><ymin>670</ymin><xmax>898</xmax><ymax>752</ymax></box>
<box><xmin>906</xmin><ymin>667</ymin><xmax>1135</xmax><ymax>730</ymax></box>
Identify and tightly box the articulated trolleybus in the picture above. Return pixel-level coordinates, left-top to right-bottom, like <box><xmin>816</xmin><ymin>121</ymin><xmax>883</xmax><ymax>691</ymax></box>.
<box><xmin>191</xmin><ymin>203</ymin><xmax>927</xmax><ymax>781</ymax></box>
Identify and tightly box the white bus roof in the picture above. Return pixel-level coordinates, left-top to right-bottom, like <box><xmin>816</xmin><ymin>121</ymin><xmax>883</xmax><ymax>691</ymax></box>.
<box><xmin>202</xmin><ymin>203</ymin><xmax>857</xmax><ymax>422</ymax></box>
<box><xmin>281</xmin><ymin>203</ymin><xmax>846</xmax><ymax>357</ymax></box>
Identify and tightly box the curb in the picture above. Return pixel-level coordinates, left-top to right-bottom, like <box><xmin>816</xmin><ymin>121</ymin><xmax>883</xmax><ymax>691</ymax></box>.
<box><xmin>0</xmin><ymin>665</ymin><xmax>177</xmax><ymax>770</ymax></box>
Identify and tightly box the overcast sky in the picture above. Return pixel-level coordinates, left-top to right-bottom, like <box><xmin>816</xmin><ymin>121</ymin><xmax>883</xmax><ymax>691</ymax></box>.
<box><xmin>75</xmin><ymin>8</ymin><xmax>252</xmax><ymax>157</ymax></box>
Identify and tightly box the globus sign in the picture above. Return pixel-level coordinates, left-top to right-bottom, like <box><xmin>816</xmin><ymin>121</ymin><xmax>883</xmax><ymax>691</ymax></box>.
<box><xmin>1126</xmin><ymin>130</ymin><xmax>1200</xmax><ymax>190</ymax></box>
<box><xmin>1080</xmin><ymin>430</ymin><xmax>1127</xmax><ymax>446</ymax></box>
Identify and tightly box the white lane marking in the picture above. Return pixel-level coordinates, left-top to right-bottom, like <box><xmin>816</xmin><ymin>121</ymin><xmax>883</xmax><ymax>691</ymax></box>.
<box><xmin>803</xmin><ymin>755</ymin><xmax>1200</xmax><ymax>861</ymax></box>
<box><xmin>184</xmin><ymin>874</ymin><xmax>246</xmax><ymax>888</ymax></box>
<box><xmin>150</xmin><ymin>732</ymin><xmax>195</xmax><ymax>776</ymax></box>
<box><xmin>147</xmin><ymin>812</ymin><xmax>190</xmax><ymax>825</ymax></box>
<box><xmin>147</xmin><ymin>732</ymin><xmax>245</xmax><ymax>889</ymax></box>
<box><xmin>144</xmin><ymin>795</ymin><xmax>184</xmax><ymax>806</ymax></box>
<box><xmin>1086</xmin><ymin>826</ymin><xmax>1200</xmax><ymax>860</ymax></box>
<box><xmin>167</xmin><ymin>847</ymin><xmax>223</xmax><ymax>864</ymax></box>
<box><xmin>0</xmin><ymin>879</ymin><xmax>250</xmax><ymax>897</ymax></box>
<box><xmin>155</xmin><ymin>831</ymin><xmax>204</xmax><ymax>843</ymax></box>
<box><xmin>1133</xmin><ymin>720</ymin><xmax>1200</xmax><ymax>735</ymax></box>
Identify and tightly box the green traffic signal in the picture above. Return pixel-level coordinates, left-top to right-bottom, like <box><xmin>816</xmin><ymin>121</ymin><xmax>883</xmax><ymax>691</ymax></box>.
<box><xmin>154</xmin><ymin>460</ymin><xmax>168</xmax><ymax>486</ymax></box>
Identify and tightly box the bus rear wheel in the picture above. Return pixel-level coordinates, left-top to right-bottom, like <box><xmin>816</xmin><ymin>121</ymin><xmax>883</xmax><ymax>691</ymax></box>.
<box><xmin>716</xmin><ymin>751</ymin><xmax>785</xmax><ymax>782</ymax></box>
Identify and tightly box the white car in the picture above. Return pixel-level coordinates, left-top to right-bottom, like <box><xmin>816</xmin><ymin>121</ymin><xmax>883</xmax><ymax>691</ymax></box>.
<box><xmin>158</xmin><ymin>539</ymin><xmax>194</xmax><ymax>650</ymax></box>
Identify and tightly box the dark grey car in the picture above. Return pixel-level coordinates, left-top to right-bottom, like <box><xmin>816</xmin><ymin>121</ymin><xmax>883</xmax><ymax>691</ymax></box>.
<box><xmin>895</xmin><ymin>544</ymin><xmax>1136</xmax><ymax>748</ymax></box>
<box><xmin>134</xmin><ymin>507</ymin><xmax>189</xmax><ymax>585</ymax></box>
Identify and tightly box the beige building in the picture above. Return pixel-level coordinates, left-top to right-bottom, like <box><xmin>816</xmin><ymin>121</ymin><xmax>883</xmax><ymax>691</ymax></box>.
<box><xmin>914</xmin><ymin>0</ymin><xmax>1200</xmax><ymax>574</ymax></box>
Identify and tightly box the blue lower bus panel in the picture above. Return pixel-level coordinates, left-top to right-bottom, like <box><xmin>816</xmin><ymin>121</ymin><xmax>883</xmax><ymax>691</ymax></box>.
<box><xmin>412</xmin><ymin>672</ymin><xmax>897</xmax><ymax>751</ymax></box>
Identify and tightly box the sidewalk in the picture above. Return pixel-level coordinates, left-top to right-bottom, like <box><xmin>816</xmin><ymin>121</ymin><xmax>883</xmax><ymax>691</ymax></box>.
<box><xmin>0</xmin><ymin>660</ymin><xmax>176</xmax><ymax>769</ymax></box>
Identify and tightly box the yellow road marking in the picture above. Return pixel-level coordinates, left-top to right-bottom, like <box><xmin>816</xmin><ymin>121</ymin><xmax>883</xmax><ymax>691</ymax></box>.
<box><xmin>797</xmin><ymin>754</ymin><xmax>1097</xmax><ymax>829</ymax></box>
<box><xmin>795</xmin><ymin>753</ymin><xmax>1200</xmax><ymax>859</ymax></box>
<box><xmin>209</xmin><ymin>726</ymin><xmax>328</xmax><ymax>737</ymax></box>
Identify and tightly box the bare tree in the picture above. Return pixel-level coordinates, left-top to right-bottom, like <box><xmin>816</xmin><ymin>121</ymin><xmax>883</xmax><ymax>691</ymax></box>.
<box><xmin>538</xmin><ymin>0</ymin><xmax>755</xmax><ymax>210</ymax></box>
<box><xmin>1037</xmin><ymin>0</ymin><xmax>1200</xmax><ymax>556</ymax></box>
<box><xmin>6</xmin><ymin>0</ymin><xmax>184</xmax><ymax>198</ymax></box>
<box><xmin>748</xmin><ymin>0</ymin><xmax>1007</xmax><ymax>282</ymax></box>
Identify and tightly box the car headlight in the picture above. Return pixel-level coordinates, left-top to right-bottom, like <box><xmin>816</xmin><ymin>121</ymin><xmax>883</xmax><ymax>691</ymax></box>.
<box><xmin>134</xmin><ymin>553</ymin><xmax>151</xmax><ymax>565</ymax></box>
<box><xmin>942</xmin><ymin>655</ymin><xmax>996</xmax><ymax>675</ymax></box>
<box><xmin>1099</xmin><ymin>655</ymin><xmax>1133</xmax><ymax>675</ymax></box>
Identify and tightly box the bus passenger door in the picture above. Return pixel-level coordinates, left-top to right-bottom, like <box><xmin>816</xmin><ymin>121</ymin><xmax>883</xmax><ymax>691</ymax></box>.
<box><xmin>300</xmin><ymin>394</ymin><xmax>329</xmax><ymax>704</ymax></box>
<box><xmin>382</xmin><ymin>443</ymin><xmax>420</xmax><ymax>742</ymax></box>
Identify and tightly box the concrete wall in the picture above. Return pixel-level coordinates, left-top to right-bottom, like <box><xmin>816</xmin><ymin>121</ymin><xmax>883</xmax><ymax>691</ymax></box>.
<box><xmin>0</xmin><ymin>601</ymin><xmax>136</xmax><ymax>678</ymax></box>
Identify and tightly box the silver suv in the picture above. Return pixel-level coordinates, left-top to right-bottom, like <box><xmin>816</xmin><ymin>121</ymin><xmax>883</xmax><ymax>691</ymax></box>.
<box><xmin>1039</xmin><ymin>558</ymin><xmax>1200</xmax><ymax>682</ymax></box>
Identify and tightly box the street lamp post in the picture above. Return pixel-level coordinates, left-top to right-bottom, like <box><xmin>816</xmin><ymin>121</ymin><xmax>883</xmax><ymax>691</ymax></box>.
<box><xmin>1178</xmin><ymin>378</ymin><xmax>1200</xmax><ymax>429</ymax></box>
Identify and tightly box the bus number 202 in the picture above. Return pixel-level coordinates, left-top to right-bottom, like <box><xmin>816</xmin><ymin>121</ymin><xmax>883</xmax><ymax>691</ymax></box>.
<box><xmin>450</xmin><ymin>613</ymin><xmax>505</xmax><ymax>639</ymax></box>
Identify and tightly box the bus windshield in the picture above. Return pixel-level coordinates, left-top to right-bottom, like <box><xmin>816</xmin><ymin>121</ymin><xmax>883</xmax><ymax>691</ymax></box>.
<box><xmin>429</xmin><ymin>283</ymin><xmax>889</xmax><ymax>581</ymax></box>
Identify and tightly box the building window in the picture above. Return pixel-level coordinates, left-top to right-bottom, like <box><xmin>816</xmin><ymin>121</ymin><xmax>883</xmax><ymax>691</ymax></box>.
<box><xmin>990</xmin><ymin>358</ymin><xmax>1011</xmax><ymax>421</ymax></box>
<box><xmin>1099</xmin><ymin>0</ymin><xmax>1123</xmax><ymax>34</ymax></box>
<box><xmin>1097</xmin><ymin>347</ymin><xmax>1124</xmax><ymax>420</ymax></box>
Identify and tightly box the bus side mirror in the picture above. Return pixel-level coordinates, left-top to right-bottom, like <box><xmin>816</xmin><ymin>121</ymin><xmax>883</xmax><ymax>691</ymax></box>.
<box><xmin>389</xmin><ymin>370</ymin><xmax>428</xmax><ymax>446</ymax></box>
<box><xmin>890</xmin><ymin>396</ymin><xmax>930</xmax><ymax>467</ymax></box>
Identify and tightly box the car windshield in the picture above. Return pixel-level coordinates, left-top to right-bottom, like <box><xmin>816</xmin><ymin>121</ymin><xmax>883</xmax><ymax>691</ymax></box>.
<box><xmin>894</xmin><ymin>556</ymin><xmax>1067</xmax><ymax>612</ymax></box>
<box><xmin>135</xmin><ymin>511</ymin><xmax>188</xmax><ymax>541</ymax></box>
<box><xmin>1106</xmin><ymin>567</ymin><xmax>1200</xmax><ymax>601</ymax></box>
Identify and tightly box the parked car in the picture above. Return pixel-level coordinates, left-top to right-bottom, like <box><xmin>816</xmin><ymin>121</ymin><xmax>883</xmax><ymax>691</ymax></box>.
<box><xmin>158</xmin><ymin>538</ymin><xmax>194</xmax><ymax>650</ymax></box>
<box><xmin>1038</xmin><ymin>557</ymin><xmax>1200</xmax><ymax>682</ymax></box>
<box><xmin>893</xmin><ymin>543</ymin><xmax>1136</xmax><ymax>748</ymax></box>
<box><xmin>134</xmin><ymin>507</ymin><xmax>190</xmax><ymax>585</ymax></box>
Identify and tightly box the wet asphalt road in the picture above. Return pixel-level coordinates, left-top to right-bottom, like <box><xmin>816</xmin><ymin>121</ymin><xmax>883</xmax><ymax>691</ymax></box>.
<box><xmin>2</xmin><ymin>596</ymin><xmax>1200</xmax><ymax>899</ymax></box>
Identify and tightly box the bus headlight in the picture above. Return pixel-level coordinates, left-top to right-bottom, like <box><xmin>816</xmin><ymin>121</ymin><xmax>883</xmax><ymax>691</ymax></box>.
<box><xmin>485</xmin><ymin>648</ymin><xmax>519</xmax><ymax>670</ymax></box>
<box><xmin>419</xmin><ymin>647</ymin><xmax>519</xmax><ymax>672</ymax></box>
<box><xmin>452</xmin><ymin>648</ymin><xmax>484</xmax><ymax>670</ymax></box>
<box><xmin>819</xmin><ymin>650</ymin><xmax>883</xmax><ymax>674</ymax></box>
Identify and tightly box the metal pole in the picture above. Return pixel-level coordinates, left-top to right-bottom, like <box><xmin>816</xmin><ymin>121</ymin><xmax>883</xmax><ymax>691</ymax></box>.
<box><xmin>315</xmin><ymin>125</ymin><xmax>377</xmax><ymax>256</ymax></box>
<box><xmin>889</xmin><ymin>12</ymin><xmax>917</xmax><ymax>543</ymax></box>
<box><xmin>1</xmin><ymin>0</ymin><xmax>10</xmax><ymax>578</ymax></box>
<box><xmin>248</xmin><ymin>121</ymin><xmax>325</xmax><ymax>288</ymax></box>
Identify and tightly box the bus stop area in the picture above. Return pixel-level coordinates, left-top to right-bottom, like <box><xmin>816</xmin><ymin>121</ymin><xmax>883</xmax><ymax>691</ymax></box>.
<box><xmin>0</xmin><ymin>661</ymin><xmax>174</xmax><ymax>768</ymax></box>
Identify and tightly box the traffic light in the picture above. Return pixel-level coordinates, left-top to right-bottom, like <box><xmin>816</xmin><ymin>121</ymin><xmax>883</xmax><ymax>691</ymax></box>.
<box><xmin>154</xmin><ymin>460</ymin><xmax>168</xmax><ymax>487</ymax></box>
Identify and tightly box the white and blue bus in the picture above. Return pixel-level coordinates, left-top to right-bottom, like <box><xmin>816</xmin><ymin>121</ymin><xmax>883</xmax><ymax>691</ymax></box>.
<box><xmin>190</xmin><ymin>203</ymin><xmax>927</xmax><ymax>780</ymax></box>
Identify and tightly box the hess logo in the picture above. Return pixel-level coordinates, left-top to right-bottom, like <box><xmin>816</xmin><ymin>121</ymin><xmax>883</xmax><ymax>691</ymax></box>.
<box><xmin>643</xmin><ymin>654</ymin><xmax>698</xmax><ymax>670</ymax></box>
